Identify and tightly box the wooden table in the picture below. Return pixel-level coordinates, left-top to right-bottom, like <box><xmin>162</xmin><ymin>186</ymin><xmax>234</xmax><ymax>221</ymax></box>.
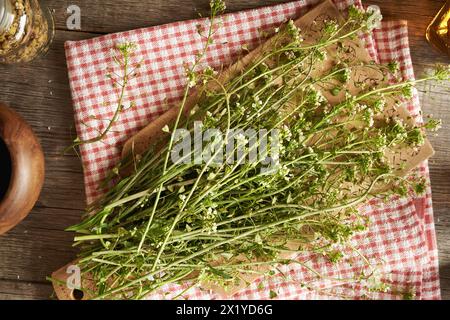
<box><xmin>0</xmin><ymin>0</ymin><xmax>449</xmax><ymax>300</ymax></box>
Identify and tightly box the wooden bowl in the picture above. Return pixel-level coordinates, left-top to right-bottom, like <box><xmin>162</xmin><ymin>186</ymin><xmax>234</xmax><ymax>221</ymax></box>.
<box><xmin>0</xmin><ymin>103</ymin><xmax>45</xmax><ymax>235</ymax></box>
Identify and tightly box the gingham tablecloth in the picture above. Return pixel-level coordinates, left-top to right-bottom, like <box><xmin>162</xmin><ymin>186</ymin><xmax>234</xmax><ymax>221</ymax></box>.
<box><xmin>64</xmin><ymin>0</ymin><xmax>440</xmax><ymax>299</ymax></box>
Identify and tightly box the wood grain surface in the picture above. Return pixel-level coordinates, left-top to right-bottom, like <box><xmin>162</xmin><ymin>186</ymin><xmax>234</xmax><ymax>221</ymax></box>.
<box><xmin>0</xmin><ymin>0</ymin><xmax>448</xmax><ymax>300</ymax></box>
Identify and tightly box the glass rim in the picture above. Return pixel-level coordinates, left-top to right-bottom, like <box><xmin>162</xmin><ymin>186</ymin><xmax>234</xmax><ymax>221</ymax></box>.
<box><xmin>0</xmin><ymin>0</ymin><xmax>15</xmax><ymax>33</ymax></box>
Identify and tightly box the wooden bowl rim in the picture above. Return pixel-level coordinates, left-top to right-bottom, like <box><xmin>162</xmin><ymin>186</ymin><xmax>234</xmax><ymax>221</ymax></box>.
<box><xmin>0</xmin><ymin>103</ymin><xmax>45</xmax><ymax>235</ymax></box>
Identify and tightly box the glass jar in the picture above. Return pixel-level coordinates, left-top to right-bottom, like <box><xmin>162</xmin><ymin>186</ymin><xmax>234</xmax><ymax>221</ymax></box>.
<box><xmin>426</xmin><ymin>0</ymin><xmax>449</xmax><ymax>57</ymax></box>
<box><xmin>0</xmin><ymin>0</ymin><xmax>54</xmax><ymax>64</ymax></box>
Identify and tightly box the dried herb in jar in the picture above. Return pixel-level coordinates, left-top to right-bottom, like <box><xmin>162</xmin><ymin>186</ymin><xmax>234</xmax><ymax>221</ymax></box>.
<box><xmin>0</xmin><ymin>0</ymin><xmax>54</xmax><ymax>63</ymax></box>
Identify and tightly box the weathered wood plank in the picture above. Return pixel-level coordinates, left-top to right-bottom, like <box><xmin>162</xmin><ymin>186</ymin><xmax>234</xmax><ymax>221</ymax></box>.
<box><xmin>36</xmin><ymin>155</ymin><xmax>85</xmax><ymax>211</ymax></box>
<box><xmin>0</xmin><ymin>280</ymin><xmax>53</xmax><ymax>300</ymax></box>
<box><xmin>0</xmin><ymin>207</ymin><xmax>79</xmax><ymax>284</ymax></box>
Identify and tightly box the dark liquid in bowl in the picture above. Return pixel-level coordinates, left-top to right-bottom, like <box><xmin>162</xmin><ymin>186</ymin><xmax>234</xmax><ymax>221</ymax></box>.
<box><xmin>0</xmin><ymin>138</ymin><xmax>12</xmax><ymax>200</ymax></box>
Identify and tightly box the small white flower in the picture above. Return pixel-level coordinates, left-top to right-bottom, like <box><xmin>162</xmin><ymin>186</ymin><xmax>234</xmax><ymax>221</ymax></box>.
<box><xmin>162</xmin><ymin>125</ymin><xmax>170</xmax><ymax>133</ymax></box>
<box><xmin>235</xmin><ymin>133</ymin><xmax>248</xmax><ymax>145</ymax></box>
<box><xmin>282</xmin><ymin>125</ymin><xmax>292</xmax><ymax>141</ymax></box>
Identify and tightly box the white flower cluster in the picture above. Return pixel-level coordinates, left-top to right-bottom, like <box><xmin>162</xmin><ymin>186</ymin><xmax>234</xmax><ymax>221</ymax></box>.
<box><xmin>366</xmin><ymin>5</ymin><xmax>383</xmax><ymax>30</ymax></box>
<box><xmin>308</xmin><ymin>86</ymin><xmax>327</xmax><ymax>106</ymax></box>
<box><xmin>278</xmin><ymin>164</ymin><xmax>293</xmax><ymax>182</ymax></box>
<box><xmin>363</xmin><ymin>108</ymin><xmax>375</xmax><ymax>127</ymax></box>
<box><xmin>287</xmin><ymin>20</ymin><xmax>304</xmax><ymax>44</ymax></box>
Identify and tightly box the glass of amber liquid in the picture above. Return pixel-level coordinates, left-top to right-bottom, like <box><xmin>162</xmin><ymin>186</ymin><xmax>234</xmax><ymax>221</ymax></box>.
<box><xmin>426</xmin><ymin>0</ymin><xmax>450</xmax><ymax>57</ymax></box>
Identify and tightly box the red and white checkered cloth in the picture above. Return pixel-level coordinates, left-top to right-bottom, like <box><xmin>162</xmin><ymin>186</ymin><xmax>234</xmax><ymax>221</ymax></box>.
<box><xmin>64</xmin><ymin>0</ymin><xmax>440</xmax><ymax>299</ymax></box>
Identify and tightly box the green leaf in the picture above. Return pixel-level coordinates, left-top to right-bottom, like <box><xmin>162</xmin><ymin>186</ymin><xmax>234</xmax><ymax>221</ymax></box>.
<box><xmin>208</xmin><ymin>265</ymin><xmax>233</xmax><ymax>280</ymax></box>
<box><xmin>269</xmin><ymin>290</ymin><xmax>278</xmax><ymax>299</ymax></box>
<box><xmin>162</xmin><ymin>125</ymin><xmax>170</xmax><ymax>133</ymax></box>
